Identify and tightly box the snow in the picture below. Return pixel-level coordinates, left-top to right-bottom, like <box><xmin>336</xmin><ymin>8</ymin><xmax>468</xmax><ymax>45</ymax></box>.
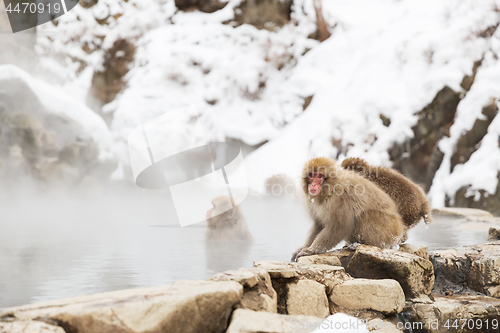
<box><xmin>0</xmin><ymin>64</ymin><xmax>114</xmax><ymax>162</ymax></box>
<box><xmin>34</xmin><ymin>0</ymin><xmax>500</xmax><ymax>204</ymax></box>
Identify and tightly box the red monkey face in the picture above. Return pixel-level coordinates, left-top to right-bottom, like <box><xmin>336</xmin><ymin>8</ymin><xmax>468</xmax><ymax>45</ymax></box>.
<box><xmin>307</xmin><ymin>172</ymin><xmax>325</xmax><ymax>196</ymax></box>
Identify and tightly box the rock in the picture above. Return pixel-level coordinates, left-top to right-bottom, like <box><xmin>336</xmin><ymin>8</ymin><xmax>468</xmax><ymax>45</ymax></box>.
<box><xmin>254</xmin><ymin>261</ymin><xmax>350</xmax><ymax>314</ymax></box>
<box><xmin>431</xmin><ymin>207</ymin><xmax>493</xmax><ymax>219</ymax></box>
<box><xmin>367</xmin><ymin>318</ymin><xmax>404</xmax><ymax>333</ymax></box>
<box><xmin>389</xmin><ymin>86</ymin><xmax>461</xmax><ymax>191</ymax></box>
<box><xmin>232</xmin><ymin>0</ymin><xmax>293</xmax><ymax>30</ymax></box>
<box><xmin>398</xmin><ymin>244</ymin><xmax>429</xmax><ymax>261</ymax></box>
<box><xmin>254</xmin><ymin>260</ymin><xmax>300</xmax><ymax>279</ymax></box>
<box><xmin>209</xmin><ymin>268</ymin><xmax>278</xmax><ymax>312</ymax></box>
<box><xmin>329</xmin><ymin>301</ymin><xmax>384</xmax><ymax>321</ymax></box>
<box><xmin>330</xmin><ymin>279</ymin><xmax>405</xmax><ymax>315</ymax></box>
<box><xmin>347</xmin><ymin>245</ymin><xmax>434</xmax><ymax>298</ymax></box>
<box><xmin>489</xmin><ymin>228</ymin><xmax>500</xmax><ymax>240</ymax></box>
<box><xmin>450</xmin><ymin>99</ymin><xmax>497</xmax><ymax>172</ymax></box>
<box><xmin>406</xmin><ymin>294</ymin><xmax>500</xmax><ymax>333</ymax></box>
<box><xmin>0</xmin><ymin>320</ymin><xmax>65</xmax><ymax>333</ymax></box>
<box><xmin>254</xmin><ymin>261</ymin><xmax>350</xmax><ymax>293</ymax></box>
<box><xmin>226</xmin><ymin>308</ymin><xmax>322</xmax><ymax>333</ymax></box>
<box><xmin>431</xmin><ymin>242</ymin><xmax>500</xmax><ymax>297</ymax></box>
<box><xmin>175</xmin><ymin>0</ymin><xmax>228</xmax><ymax>13</ymax></box>
<box><xmin>287</xmin><ymin>280</ymin><xmax>329</xmax><ymax>318</ymax></box>
<box><xmin>88</xmin><ymin>39</ymin><xmax>135</xmax><ymax>121</ymax></box>
<box><xmin>0</xmin><ymin>65</ymin><xmax>116</xmax><ymax>187</ymax></box>
<box><xmin>297</xmin><ymin>253</ymin><xmax>343</xmax><ymax>266</ymax></box>
<box><xmin>453</xmin><ymin>173</ymin><xmax>500</xmax><ymax>216</ymax></box>
<box><xmin>460</xmin><ymin>59</ymin><xmax>482</xmax><ymax>91</ymax></box>
<box><xmin>326</xmin><ymin>249</ymin><xmax>357</xmax><ymax>268</ymax></box>
<box><xmin>79</xmin><ymin>0</ymin><xmax>99</xmax><ymax>9</ymax></box>
<box><xmin>0</xmin><ymin>281</ymin><xmax>242</xmax><ymax>333</ymax></box>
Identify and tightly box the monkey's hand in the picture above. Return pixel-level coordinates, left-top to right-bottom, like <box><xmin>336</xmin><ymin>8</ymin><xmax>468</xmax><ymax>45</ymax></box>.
<box><xmin>291</xmin><ymin>246</ymin><xmax>307</xmax><ymax>262</ymax></box>
<box><xmin>294</xmin><ymin>247</ymin><xmax>318</xmax><ymax>261</ymax></box>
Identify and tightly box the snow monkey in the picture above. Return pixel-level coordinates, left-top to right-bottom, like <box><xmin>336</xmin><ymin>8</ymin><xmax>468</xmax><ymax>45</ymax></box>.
<box><xmin>341</xmin><ymin>157</ymin><xmax>432</xmax><ymax>236</ymax></box>
<box><xmin>206</xmin><ymin>196</ymin><xmax>253</xmax><ymax>242</ymax></box>
<box><xmin>291</xmin><ymin>157</ymin><xmax>405</xmax><ymax>262</ymax></box>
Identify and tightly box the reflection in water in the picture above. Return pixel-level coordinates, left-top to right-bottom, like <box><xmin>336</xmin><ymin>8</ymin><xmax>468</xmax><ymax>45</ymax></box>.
<box><xmin>205</xmin><ymin>242</ymin><xmax>253</xmax><ymax>273</ymax></box>
<box><xmin>205</xmin><ymin>196</ymin><xmax>254</xmax><ymax>272</ymax></box>
<box><xmin>0</xmin><ymin>189</ymin><xmax>494</xmax><ymax>309</ymax></box>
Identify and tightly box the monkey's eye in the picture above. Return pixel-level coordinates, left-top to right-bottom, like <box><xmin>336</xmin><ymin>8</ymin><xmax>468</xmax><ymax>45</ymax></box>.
<box><xmin>308</xmin><ymin>173</ymin><xmax>314</xmax><ymax>178</ymax></box>
<box><xmin>318</xmin><ymin>173</ymin><xmax>325</xmax><ymax>179</ymax></box>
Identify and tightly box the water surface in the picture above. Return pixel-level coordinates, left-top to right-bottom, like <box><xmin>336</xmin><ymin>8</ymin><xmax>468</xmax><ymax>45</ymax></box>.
<box><xmin>0</xmin><ymin>190</ymin><xmax>495</xmax><ymax>309</ymax></box>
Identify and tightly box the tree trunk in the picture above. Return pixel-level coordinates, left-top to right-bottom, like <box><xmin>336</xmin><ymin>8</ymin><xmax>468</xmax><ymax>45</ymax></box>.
<box><xmin>313</xmin><ymin>0</ymin><xmax>331</xmax><ymax>42</ymax></box>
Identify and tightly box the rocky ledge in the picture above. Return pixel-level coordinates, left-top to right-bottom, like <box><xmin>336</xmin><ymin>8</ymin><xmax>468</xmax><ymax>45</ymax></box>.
<box><xmin>2</xmin><ymin>208</ymin><xmax>500</xmax><ymax>333</ymax></box>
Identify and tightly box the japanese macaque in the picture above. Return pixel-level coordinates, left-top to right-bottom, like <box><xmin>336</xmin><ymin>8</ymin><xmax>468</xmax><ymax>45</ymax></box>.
<box><xmin>291</xmin><ymin>157</ymin><xmax>405</xmax><ymax>262</ymax></box>
<box><xmin>341</xmin><ymin>157</ymin><xmax>432</xmax><ymax>233</ymax></box>
<box><xmin>265</xmin><ymin>174</ymin><xmax>297</xmax><ymax>197</ymax></box>
<box><xmin>206</xmin><ymin>196</ymin><xmax>253</xmax><ymax>242</ymax></box>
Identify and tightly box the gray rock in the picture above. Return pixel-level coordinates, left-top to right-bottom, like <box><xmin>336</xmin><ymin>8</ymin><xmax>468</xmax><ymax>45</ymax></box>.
<box><xmin>399</xmin><ymin>244</ymin><xmax>429</xmax><ymax>261</ymax></box>
<box><xmin>287</xmin><ymin>280</ymin><xmax>329</xmax><ymax>318</ymax></box>
<box><xmin>389</xmin><ymin>86</ymin><xmax>461</xmax><ymax>191</ymax></box>
<box><xmin>330</xmin><ymin>279</ymin><xmax>405</xmax><ymax>315</ymax></box>
<box><xmin>489</xmin><ymin>228</ymin><xmax>500</xmax><ymax>241</ymax></box>
<box><xmin>254</xmin><ymin>260</ymin><xmax>350</xmax><ymax>314</ymax></box>
<box><xmin>232</xmin><ymin>0</ymin><xmax>292</xmax><ymax>31</ymax></box>
<box><xmin>0</xmin><ymin>65</ymin><xmax>116</xmax><ymax>187</ymax></box>
<box><xmin>226</xmin><ymin>308</ymin><xmax>323</xmax><ymax>333</ymax></box>
<box><xmin>297</xmin><ymin>253</ymin><xmax>343</xmax><ymax>266</ymax></box>
<box><xmin>209</xmin><ymin>267</ymin><xmax>278</xmax><ymax>312</ymax></box>
<box><xmin>406</xmin><ymin>294</ymin><xmax>500</xmax><ymax>333</ymax></box>
<box><xmin>347</xmin><ymin>245</ymin><xmax>434</xmax><ymax>298</ymax></box>
<box><xmin>0</xmin><ymin>281</ymin><xmax>243</xmax><ymax>333</ymax></box>
<box><xmin>431</xmin><ymin>207</ymin><xmax>493</xmax><ymax>218</ymax></box>
<box><xmin>0</xmin><ymin>319</ymin><xmax>65</xmax><ymax>333</ymax></box>
<box><xmin>431</xmin><ymin>242</ymin><xmax>500</xmax><ymax>297</ymax></box>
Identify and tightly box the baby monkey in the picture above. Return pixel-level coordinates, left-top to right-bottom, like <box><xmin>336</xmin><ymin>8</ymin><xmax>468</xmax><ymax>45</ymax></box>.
<box><xmin>292</xmin><ymin>157</ymin><xmax>405</xmax><ymax>261</ymax></box>
<box><xmin>341</xmin><ymin>157</ymin><xmax>432</xmax><ymax>234</ymax></box>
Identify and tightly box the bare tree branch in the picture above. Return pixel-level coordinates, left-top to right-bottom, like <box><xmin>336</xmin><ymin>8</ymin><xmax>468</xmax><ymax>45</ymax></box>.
<box><xmin>313</xmin><ymin>0</ymin><xmax>331</xmax><ymax>42</ymax></box>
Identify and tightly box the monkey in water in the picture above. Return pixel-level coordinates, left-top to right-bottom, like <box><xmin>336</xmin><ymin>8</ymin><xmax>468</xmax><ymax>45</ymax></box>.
<box><xmin>291</xmin><ymin>157</ymin><xmax>404</xmax><ymax>262</ymax></box>
<box><xmin>341</xmin><ymin>157</ymin><xmax>432</xmax><ymax>235</ymax></box>
<box><xmin>206</xmin><ymin>196</ymin><xmax>253</xmax><ymax>242</ymax></box>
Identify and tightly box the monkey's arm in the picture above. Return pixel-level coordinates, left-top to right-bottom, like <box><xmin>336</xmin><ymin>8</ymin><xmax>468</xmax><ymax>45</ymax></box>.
<box><xmin>304</xmin><ymin>220</ymin><xmax>323</xmax><ymax>247</ymax></box>
<box><xmin>312</xmin><ymin>226</ymin><xmax>344</xmax><ymax>252</ymax></box>
<box><xmin>291</xmin><ymin>221</ymin><xmax>323</xmax><ymax>262</ymax></box>
<box><xmin>296</xmin><ymin>218</ymin><xmax>352</xmax><ymax>260</ymax></box>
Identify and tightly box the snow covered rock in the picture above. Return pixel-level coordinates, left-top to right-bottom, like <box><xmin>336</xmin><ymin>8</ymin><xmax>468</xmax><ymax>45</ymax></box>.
<box><xmin>0</xmin><ymin>65</ymin><xmax>116</xmax><ymax>187</ymax></box>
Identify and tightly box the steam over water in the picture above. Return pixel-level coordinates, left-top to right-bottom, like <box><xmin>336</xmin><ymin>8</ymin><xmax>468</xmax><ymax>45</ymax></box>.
<box><xmin>0</xmin><ymin>188</ymin><xmax>494</xmax><ymax>309</ymax></box>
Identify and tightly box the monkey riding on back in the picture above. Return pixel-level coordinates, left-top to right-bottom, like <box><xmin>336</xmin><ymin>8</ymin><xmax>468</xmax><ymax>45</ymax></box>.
<box><xmin>291</xmin><ymin>157</ymin><xmax>405</xmax><ymax>262</ymax></box>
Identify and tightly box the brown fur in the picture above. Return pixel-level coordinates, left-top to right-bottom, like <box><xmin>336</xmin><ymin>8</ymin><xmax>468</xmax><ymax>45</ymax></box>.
<box><xmin>206</xmin><ymin>196</ymin><xmax>253</xmax><ymax>242</ymax></box>
<box><xmin>341</xmin><ymin>157</ymin><xmax>432</xmax><ymax>231</ymax></box>
<box><xmin>265</xmin><ymin>174</ymin><xmax>296</xmax><ymax>197</ymax></box>
<box><xmin>292</xmin><ymin>157</ymin><xmax>405</xmax><ymax>261</ymax></box>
